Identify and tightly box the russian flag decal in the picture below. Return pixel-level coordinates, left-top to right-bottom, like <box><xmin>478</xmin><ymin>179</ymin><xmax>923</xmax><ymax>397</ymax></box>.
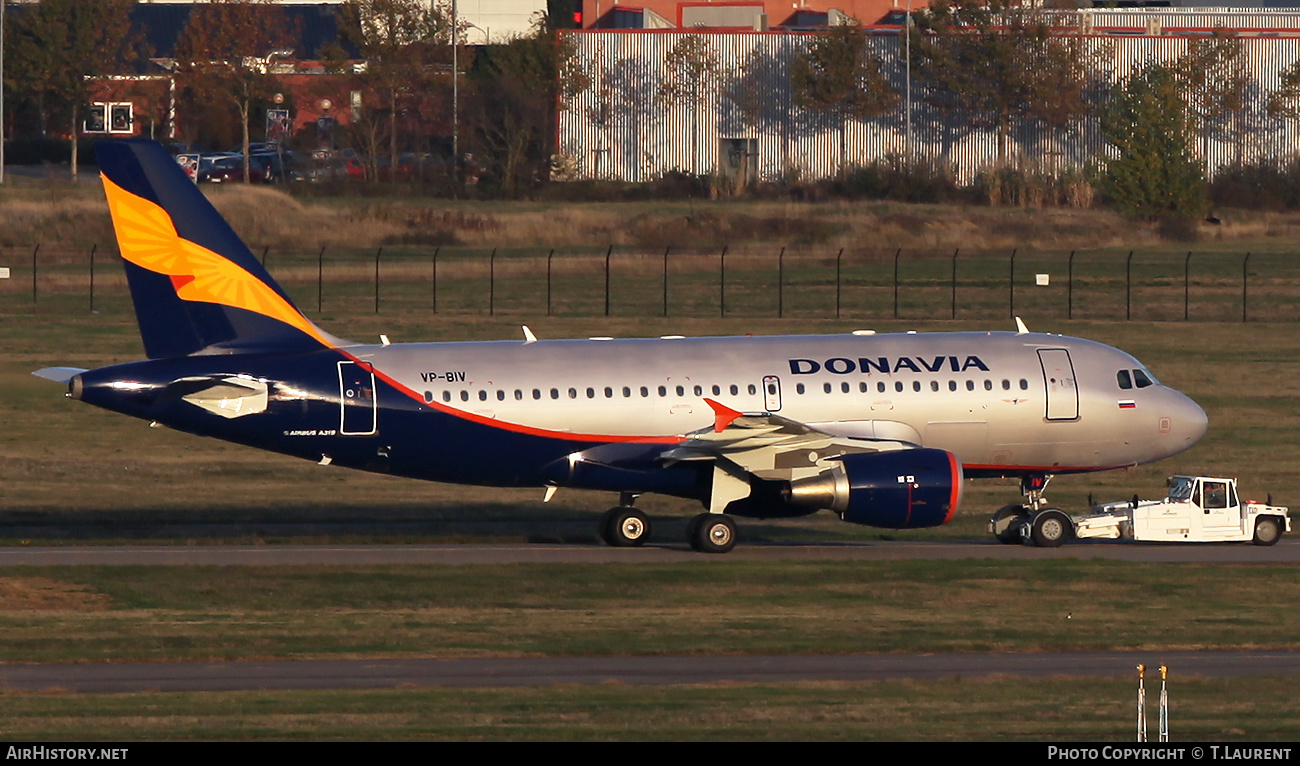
<box><xmin>1118</xmin><ymin>400</ymin><xmax>1136</xmax><ymax>409</ymax></box>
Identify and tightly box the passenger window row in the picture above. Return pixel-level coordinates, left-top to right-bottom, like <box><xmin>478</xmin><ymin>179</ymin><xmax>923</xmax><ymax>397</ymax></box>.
<box><xmin>796</xmin><ymin>379</ymin><xmax>1028</xmax><ymax>395</ymax></box>
<box><xmin>423</xmin><ymin>378</ymin><xmax>1030</xmax><ymax>404</ymax></box>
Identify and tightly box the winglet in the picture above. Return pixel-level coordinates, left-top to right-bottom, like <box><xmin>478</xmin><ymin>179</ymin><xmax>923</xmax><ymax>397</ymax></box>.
<box><xmin>704</xmin><ymin>398</ymin><xmax>744</xmax><ymax>433</ymax></box>
<box><xmin>1015</xmin><ymin>316</ymin><xmax>1029</xmax><ymax>334</ymax></box>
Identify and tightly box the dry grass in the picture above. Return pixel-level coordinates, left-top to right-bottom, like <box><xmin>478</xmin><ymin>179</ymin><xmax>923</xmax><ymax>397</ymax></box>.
<box><xmin>0</xmin><ymin>577</ymin><xmax>111</xmax><ymax>611</ymax></box>
<box><xmin>8</xmin><ymin>175</ymin><xmax>1300</xmax><ymax>254</ymax></box>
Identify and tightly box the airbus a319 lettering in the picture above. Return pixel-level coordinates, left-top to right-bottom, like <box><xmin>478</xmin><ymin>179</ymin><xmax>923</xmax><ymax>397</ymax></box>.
<box><xmin>34</xmin><ymin>140</ymin><xmax>1208</xmax><ymax>552</ymax></box>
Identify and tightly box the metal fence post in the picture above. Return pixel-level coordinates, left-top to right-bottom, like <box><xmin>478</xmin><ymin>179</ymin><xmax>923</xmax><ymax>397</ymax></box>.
<box><xmin>546</xmin><ymin>248</ymin><xmax>554</xmax><ymax>317</ymax></box>
<box><xmin>88</xmin><ymin>244</ymin><xmax>96</xmax><ymax>313</ymax></box>
<box><xmin>490</xmin><ymin>248</ymin><xmax>497</xmax><ymax>316</ymax></box>
<box><xmin>950</xmin><ymin>248</ymin><xmax>958</xmax><ymax>320</ymax></box>
<box><xmin>1243</xmin><ymin>252</ymin><xmax>1251</xmax><ymax>322</ymax></box>
<box><xmin>719</xmin><ymin>245</ymin><xmax>727</xmax><ymax>318</ymax></box>
<box><xmin>318</xmin><ymin>246</ymin><xmax>325</xmax><ymax>313</ymax></box>
<box><xmin>835</xmin><ymin>248</ymin><xmax>844</xmax><ymax>319</ymax></box>
<box><xmin>374</xmin><ymin>247</ymin><xmax>382</xmax><ymax>314</ymax></box>
<box><xmin>662</xmin><ymin>246</ymin><xmax>669</xmax><ymax>317</ymax></box>
<box><xmin>1126</xmin><ymin>250</ymin><xmax>1133</xmax><ymax>321</ymax></box>
<box><xmin>1008</xmin><ymin>248</ymin><xmax>1017</xmax><ymax>320</ymax></box>
<box><xmin>31</xmin><ymin>244</ymin><xmax>38</xmax><ymax>304</ymax></box>
<box><xmin>1067</xmin><ymin>250</ymin><xmax>1075</xmax><ymax>320</ymax></box>
<box><xmin>777</xmin><ymin>247</ymin><xmax>785</xmax><ymax>319</ymax></box>
<box><xmin>1184</xmin><ymin>251</ymin><xmax>1192</xmax><ymax>321</ymax></box>
<box><xmin>432</xmin><ymin>247</ymin><xmax>439</xmax><ymax>314</ymax></box>
<box><xmin>604</xmin><ymin>245</ymin><xmax>612</xmax><ymax>317</ymax></box>
<box><xmin>893</xmin><ymin>248</ymin><xmax>901</xmax><ymax>319</ymax></box>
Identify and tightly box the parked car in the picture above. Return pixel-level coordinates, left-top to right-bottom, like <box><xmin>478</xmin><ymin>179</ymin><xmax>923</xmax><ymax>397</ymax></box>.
<box><xmin>287</xmin><ymin>152</ymin><xmax>347</xmax><ymax>183</ymax></box>
<box><xmin>198</xmin><ymin>154</ymin><xmax>269</xmax><ymax>184</ymax></box>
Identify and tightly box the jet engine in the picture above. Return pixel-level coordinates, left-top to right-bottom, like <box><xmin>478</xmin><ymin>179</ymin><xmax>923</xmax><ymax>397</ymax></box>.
<box><xmin>785</xmin><ymin>448</ymin><xmax>963</xmax><ymax>528</ymax></box>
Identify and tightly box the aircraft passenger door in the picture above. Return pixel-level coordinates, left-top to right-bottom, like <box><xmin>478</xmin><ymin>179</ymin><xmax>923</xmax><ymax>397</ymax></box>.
<box><xmin>762</xmin><ymin>375</ymin><xmax>782</xmax><ymax>412</ymax></box>
<box><xmin>1037</xmin><ymin>348</ymin><xmax>1078</xmax><ymax>421</ymax></box>
<box><xmin>338</xmin><ymin>361</ymin><xmax>378</xmax><ymax>435</ymax></box>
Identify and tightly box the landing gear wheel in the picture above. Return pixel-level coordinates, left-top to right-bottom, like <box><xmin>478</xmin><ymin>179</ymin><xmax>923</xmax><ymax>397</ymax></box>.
<box><xmin>689</xmin><ymin>513</ymin><xmax>737</xmax><ymax>554</ymax></box>
<box><xmin>990</xmin><ymin>504</ymin><xmax>1031</xmax><ymax>545</ymax></box>
<box><xmin>1030</xmin><ymin>508</ymin><xmax>1072</xmax><ymax>548</ymax></box>
<box><xmin>1253</xmin><ymin>516</ymin><xmax>1283</xmax><ymax>547</ymax></box>
<box><xmin>599</xmin><ymin>508</ymin><xmax>620</xmax><ymax>546</ymax></box>
<box><xmin>602</xmin><ymin>507</ymin><xmax>650</xmax><ymax>547</ymax></box>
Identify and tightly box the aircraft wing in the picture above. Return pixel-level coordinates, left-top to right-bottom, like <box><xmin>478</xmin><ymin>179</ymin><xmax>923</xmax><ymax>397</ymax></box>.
<box><xmin>545</xmin><ymin>399</ymin><xmax>921</xmax><ymax>515</ymax></box>
<box><xmin>645</xmin><ymin>399</ymin><xmax>915</xmax><ymax>513</ymax></box>
<box><xmin>662</xmin><ymin>399</ymin><xmax>915</xmax><ymax>476</ymax></box>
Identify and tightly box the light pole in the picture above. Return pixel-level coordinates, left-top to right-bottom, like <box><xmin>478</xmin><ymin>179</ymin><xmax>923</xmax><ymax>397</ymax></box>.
<box><xmin>904</xmin><ymin>0</ymin><xmax>912</xmax><ymax>163</ymax></box>
<box><xmin>2</xmin><ymin>0</ymin><xmax>6</xmax><ymax>185</ymax></box>
<box><xmin>452</xmin><ymin>0</ymin><xmax>458</xmax><ymax>168</ymax></box>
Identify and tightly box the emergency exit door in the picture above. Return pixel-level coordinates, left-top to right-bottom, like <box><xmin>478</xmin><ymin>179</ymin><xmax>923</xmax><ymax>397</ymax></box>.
<box><xmin>338</xmin><ymin>361</ymin><xmax>377</xmax><ymax>435</ymax></box>
<box><xmin>762</xmin><ymin>375</ymin><xmax>782</xmax><ymax>412</ymax></box>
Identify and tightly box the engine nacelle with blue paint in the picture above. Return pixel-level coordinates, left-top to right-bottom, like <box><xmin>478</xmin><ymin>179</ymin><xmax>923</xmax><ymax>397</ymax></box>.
<box><xmin>785</xmin><ymin>448</ymin><xmax>963</xmax><ymax>528</ymax></box>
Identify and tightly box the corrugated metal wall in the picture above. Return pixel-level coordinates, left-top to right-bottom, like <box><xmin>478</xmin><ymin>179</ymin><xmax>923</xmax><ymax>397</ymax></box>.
<box><xmin>556</xmin><ymin>31</ymin><xmax>1300</xmax><ymax>183</ymax></box>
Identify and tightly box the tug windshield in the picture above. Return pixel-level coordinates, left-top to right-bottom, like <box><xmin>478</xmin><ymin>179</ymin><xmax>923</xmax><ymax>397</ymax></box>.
<box><xmin>1168</xmin><ymin>476</ymin><xmax>1195</xmax><ymax>502</ymax></box>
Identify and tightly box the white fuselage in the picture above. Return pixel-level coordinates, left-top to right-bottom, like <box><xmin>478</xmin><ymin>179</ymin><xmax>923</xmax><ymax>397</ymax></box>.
<box><xmin>348</xmin><ymin>330</ymin><xmax>1207</xmax><ymax>475</ymax></box>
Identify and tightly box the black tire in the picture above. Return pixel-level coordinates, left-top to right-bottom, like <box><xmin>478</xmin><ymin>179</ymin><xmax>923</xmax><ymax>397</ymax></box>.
<box><xmin>1030</xmin><ymin>509</ymin><xmax>1073</xmax><ymax>548</ymax></box>
<box><xmin>1253</xmin><ymin>516</ymin><xmax>1283</xmax><ymax>547</ymax></box>
<box><xmin>689</xmin><ymin>513</ymin><xmax>737</xmax><ymax>554</ymax></box>
<box><xmin>599</xmin><ymin>507</ymin><xmax>621</xmax><ymax>546</ymax></box>
<box><xmin>608</xmin><ymin>508</ymin><xmax>650</xmax><ymax>548</ymax></box>
<box><xmin>990</xmin><ymin>504</ymin><xmax>1031</xmax><ymax>545</ymax></box>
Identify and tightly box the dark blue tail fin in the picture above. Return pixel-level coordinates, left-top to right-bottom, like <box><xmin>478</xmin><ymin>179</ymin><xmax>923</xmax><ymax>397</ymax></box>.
<box><xmin>96</xmin><ymin>139</ymin><xmax>341</xmax><ymax>358</ymax></box>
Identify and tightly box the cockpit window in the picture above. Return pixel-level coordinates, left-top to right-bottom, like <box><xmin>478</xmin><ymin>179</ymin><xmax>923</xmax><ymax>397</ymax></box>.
<box><xmin>1117</xmin><ymin>370</ymin><xmax>1133</xmax><ymax>390</ymax></box>
<box><xmin>1133</xmin><ymin>368</ymin><xmax>1156</xmax><ymax>388</ymax></box>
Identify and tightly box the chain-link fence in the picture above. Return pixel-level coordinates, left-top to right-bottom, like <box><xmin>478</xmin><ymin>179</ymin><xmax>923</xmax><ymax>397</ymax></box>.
<box><xmin>4</xmin><ymin>244</ymin><xmax>1298</xmax><ymax>322</ymax></box>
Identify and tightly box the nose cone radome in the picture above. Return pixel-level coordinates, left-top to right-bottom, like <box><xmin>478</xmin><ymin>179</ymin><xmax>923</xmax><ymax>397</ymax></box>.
<box><xmin>1167</xmin><ymin>390</ymin><xmax>1209</xmax><ymax>456</ymax></box>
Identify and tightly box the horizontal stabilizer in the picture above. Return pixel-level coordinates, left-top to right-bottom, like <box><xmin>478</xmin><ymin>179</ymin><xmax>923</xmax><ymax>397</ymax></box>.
<box><xmin>167</xmin><ymin>375</ymin><xmax>269</xmax><ymax>419</ymax></box>
<box><xmin>32</xmin><ymin>367</ymin><xmax>87</xmax><ymax>384</ymax></box>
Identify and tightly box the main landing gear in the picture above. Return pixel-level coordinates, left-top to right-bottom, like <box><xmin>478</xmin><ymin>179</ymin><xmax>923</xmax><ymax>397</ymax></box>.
<box><xmin>600</xmin><ymin>495</ymin><xmax>651</xmax><ymax>548</ymax></box>
<box><xmin>598</xmin><ymin>494</ymin><xmax>738</xmax><ymax>553</ymax></box>
<box><xmin>687</xmin><ymin>513</ymin><xmax>737</xmax><ymax>554</ymax></box>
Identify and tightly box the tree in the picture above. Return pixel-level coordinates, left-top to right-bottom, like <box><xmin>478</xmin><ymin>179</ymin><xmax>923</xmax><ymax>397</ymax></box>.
<box><xmin>174</xmin><ymin>0</ymin><xmax>298</xmax><ymax>180</ymax></box>
<box><xmin>1267</xmin><ymin>58</ymin><xmax>1300</xmax><ymax>121</ymax></box>
<box><xmin>1099</xmin><ymin>64</ymin><xmax>1205</xmax><ymax>228</ymax></box>
<box><xmin>791</xmin><ymin>20</ymin><xmax>898</xmax><ymax>175</ymax></box>
<box><xmin>910</xmin><ymin>1</ymin><xmax>1097</xmax><ymax>166</ymax></box>
<box><xmin>6</xmin><ymin>0</ymin><xmax>138</xmax><ymax>177</ymax></box>
<box><xmin>338</xmin><ymin>0</ymin><xmax>453</xmax><ymax>184</ymax></box>
<box><xmin>467</xmin><ymin>13</ymin><xmax>580</xmax><ymax>196</ymax></box>
<box><xmin>1172</xmin><ymin>32</ymin><xmax>1247</xmax><ymax>166</ymax></box>
<box><xmin>656</xmin><ymin>35</ymin><xmax>721</xmax><ymax>175</ymax></box>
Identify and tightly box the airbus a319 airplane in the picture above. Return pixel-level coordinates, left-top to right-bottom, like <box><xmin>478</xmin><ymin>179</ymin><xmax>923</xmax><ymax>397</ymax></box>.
<box><xmin>34</xmin><ymin>140</ymin><xmax>1208</xmax><ymax>552</ymax></box>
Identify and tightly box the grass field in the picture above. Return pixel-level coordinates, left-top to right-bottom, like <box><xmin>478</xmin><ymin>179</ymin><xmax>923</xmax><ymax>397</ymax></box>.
<box><xmin>4</xmin><ymin>677</ymin><xmax>1300</xmax><ymax>741</ymax></box>
<box><xmin>3</xmin><ymin>193</ymin><xmax>1300</xmax><ymax>739</ymax></box>
<box><xmin>0</xmin><ymin>560</ymin><xmax>1297</xmax><ymax>664</ymax></box>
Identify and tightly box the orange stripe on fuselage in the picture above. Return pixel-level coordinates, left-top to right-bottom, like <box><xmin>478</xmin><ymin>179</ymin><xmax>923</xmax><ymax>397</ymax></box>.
<box><xmin>339</xmin><ymin>348</ymin><xmax>681</xmax><ymax>446</ymax></box>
